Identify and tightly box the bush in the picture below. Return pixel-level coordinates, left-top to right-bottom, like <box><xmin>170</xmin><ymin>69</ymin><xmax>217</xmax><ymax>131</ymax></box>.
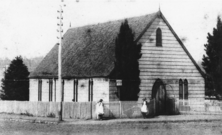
<box><xmin>47</xmin><ymin>113</ymin><xmax>55</xmax><ymax>118</ymax></box>
<box><xmin>20</xmin><ymin>111</ymin><xmax>33</xmax><ymax>117</ymax></box>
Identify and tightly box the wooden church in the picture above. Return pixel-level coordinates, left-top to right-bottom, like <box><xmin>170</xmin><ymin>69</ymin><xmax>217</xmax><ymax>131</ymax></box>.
<box><xmin>29</xmin><ymin>11</ymin><xmax>205</xmax><ymax>110</ymax></box>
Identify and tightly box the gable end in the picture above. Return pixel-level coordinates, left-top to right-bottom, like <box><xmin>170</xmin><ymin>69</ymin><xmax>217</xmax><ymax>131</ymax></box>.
<box><xmin>137</xmin><ymin>11</ymin><xmax>205</xmax><ymax>79</ymax></box>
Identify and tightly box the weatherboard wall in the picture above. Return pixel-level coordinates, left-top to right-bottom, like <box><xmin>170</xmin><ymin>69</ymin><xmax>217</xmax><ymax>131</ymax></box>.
<box><xmin>138</xmin><ymin>17</ymin><xmax>205</xmax><ymax>104</ymax></box>
<box><xmin>63</xmin><ymin>78</ymin><xmax>109</xmax><ymax>102</ymax></box>
<box><xmin>41</xmin><ymin>79</ymin><xmax>49</xmax><ymax>102</ymax></box>
<box><xmin>63</xmin><ymin>80</ymin><xmax>73</xmax><ymax>102</ymax></box>
<box><xmin>29</xmin><ymin>79</ymin><xmax>38</xmax><ymax>101</ymax></box>
<box><xmin>77</xmin><ymin>79</ymin><xmax>89</xmax><ymax>102</ymax></box>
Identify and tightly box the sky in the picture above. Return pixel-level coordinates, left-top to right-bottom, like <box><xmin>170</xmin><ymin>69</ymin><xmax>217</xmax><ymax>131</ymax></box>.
<box><xmin>0</xmin><ymin>0</ymin><xmax>221</xmax><ymax>61</ymax></box>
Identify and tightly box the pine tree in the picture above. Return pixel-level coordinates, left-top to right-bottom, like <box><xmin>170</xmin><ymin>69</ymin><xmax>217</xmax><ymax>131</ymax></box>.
<box><xmin>1</xmin><ymin>56</ymin><xmax>30</xmax><ymax>100</ymax></box>
<box><xmin>202</xmin><ymin>16</ymin><xmax>222</xmax><ymax>96</ymax></box>
<box><xmin>114</xmin><ymin>19</ymin><xmax>142</xmax><ymax>101</ymax></box>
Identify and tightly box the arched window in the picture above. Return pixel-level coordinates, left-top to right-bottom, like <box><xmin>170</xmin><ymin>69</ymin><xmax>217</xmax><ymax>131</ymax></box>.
<box><xmin>179</xmin><ymin>79</ymin><xmax>183</xmax><ymax>99</ymax></box>
<box><xmin>184</xmin><ymin>79</ymin><xmax>188</xmax><ymax>100</ymax></box>
<box><xmin>156</xmin><ymin>28</ymin><xmax>162</xmax><ymax>46</ymax></box>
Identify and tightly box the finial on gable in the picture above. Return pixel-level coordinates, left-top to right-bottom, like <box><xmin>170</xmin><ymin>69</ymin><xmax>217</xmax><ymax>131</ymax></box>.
<box><xmin>157</xmin><ymin>3</ymin><xmax>162</xmax><ymax>18</ymax></box>
<box><xmin>159</xmin><ymin>3</ymin><xmax>161</xmax><ymax>12</ymax></box>
<box><xmin>70</xmin><ymin>22</ymin><xmax>71</xmax><ymax>28</ymax></box>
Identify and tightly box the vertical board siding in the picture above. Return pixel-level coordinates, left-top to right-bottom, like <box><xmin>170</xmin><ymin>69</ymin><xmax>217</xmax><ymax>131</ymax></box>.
<box><xmin>55</xmin><ymin>79</ymin><xmax>61</xmax><ymax>102</ymax></box>
<box><xmin>93</xmin><ymin>78</ymin><xmax>109</xmax><ymax>102</ymax></box>
<box><xmin>63</xmin><ymin>80</ymin><xmax>73</xmax><ymax>102</ymax></box>
<box><xmin>78</xmin><ymin>79</ymin><xmax>89</xmax><ymax>102</ymax></box>
<box><xmin>29</xmin><ymin>79</ymin><xmax>38</xmax><ymax>101</ymax></box>
<box><xmin>41</xmin><ymin>79</ymin><xmax>49</xmax><ymax>102</ymax></box>
<box><xmin>30</xmin><ymin>78</ymin><xmax>110</xmax><ymax>103</ymax></box>
<box><xmin>138</xmin><ymin>17</ymin><xmax>204</xmax><ymax>103</ymax></box>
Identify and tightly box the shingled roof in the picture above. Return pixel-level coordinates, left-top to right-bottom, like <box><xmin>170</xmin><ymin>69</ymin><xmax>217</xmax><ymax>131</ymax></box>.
<box><xmin>29</xmin><ymin>12</ymin><xmax>158</xmax><ymax>79</ymax></box>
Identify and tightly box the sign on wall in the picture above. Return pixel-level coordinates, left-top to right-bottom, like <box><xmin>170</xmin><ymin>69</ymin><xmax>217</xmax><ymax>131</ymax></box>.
<box><xmin>116</xmin><ymin>80</ymin><xmax>122</xmax><ymax>86</ymax></box>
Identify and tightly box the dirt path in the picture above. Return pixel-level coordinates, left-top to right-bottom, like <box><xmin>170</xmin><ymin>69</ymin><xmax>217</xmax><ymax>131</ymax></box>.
<box><xmin>1</xmin><ymin>120</ymin><xmax>222</xmax><ymax>135</ymax></box>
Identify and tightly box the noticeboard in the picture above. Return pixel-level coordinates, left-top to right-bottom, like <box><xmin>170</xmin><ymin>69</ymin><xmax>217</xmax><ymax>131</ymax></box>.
<box><xmin>116</xmin><ymin>80</ymin><xmax>122</xmax><ymax>86</ymax></box>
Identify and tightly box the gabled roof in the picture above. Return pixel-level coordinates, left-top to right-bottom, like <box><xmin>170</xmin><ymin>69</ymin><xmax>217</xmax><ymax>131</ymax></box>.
<box><xmin>29</xmin><ymin>12</ymin><xmax>158</xmax><ymax>78</ymax></box>
<box><xmin>29</xmin><ymin>11</ymin><xmax>205</xmax><ymax>79</ymax></box>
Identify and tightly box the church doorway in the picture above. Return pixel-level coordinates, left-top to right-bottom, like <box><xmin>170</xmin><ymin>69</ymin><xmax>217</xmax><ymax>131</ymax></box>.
<box><xmin>151</xmin><ymin>79</ymin><xmax>166</xmax><ymax>115</ymax></box>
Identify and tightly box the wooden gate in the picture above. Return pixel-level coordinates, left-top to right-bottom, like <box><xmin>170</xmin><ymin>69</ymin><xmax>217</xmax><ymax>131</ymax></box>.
<box><xmin>151</xmin><ymin>79</ymin><xmax>166</xmax><ymax>115</ymax></box>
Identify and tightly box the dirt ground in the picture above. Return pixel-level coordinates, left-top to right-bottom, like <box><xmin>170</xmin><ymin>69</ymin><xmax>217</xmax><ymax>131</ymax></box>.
<box><xmin>1</xmin><ymin>120</ymin><xmax>222</xmax><ymax>135</ymax></box>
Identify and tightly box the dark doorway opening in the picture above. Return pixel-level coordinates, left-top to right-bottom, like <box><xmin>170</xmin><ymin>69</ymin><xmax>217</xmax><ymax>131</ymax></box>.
<box><xmin>151</xmin><ymin>79</ymin><xmax>167</xmax><ymax>115</ymax></box>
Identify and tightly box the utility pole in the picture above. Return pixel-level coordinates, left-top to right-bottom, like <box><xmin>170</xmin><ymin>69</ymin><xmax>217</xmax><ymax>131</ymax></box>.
<box><xmin>57</xmin><ymin>0</ymin><xmax>65</xmax><ymax>122</ymax></box>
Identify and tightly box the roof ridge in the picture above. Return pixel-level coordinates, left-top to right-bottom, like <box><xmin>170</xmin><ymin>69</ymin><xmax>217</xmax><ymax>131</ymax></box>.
<box><xmin>67</xmin><ymin>12</ymin><xmax>159</xmax><ymax>31</ymax></box>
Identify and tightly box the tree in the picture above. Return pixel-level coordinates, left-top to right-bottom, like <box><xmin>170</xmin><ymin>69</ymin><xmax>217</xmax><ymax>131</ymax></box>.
<box><xmin>114</xmin><ymin>19</ymin><xmax>142</xmax><ymax>101</ymax></box>
<box><xmin>202</xmin><ymin>16</ymin><xmax>222</xmax><ymax>97</ymax></box>
<box><xmin>1</xmin><ymin>56</ymin><xmax>30</xmax><ymax>100</ymax></box>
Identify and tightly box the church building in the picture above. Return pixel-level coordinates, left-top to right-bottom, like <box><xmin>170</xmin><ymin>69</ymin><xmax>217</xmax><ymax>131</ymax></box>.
<box><xmin>29</xmin><ymin>11</ymin><xmax>205</xmax><ymax>110</ymax></box>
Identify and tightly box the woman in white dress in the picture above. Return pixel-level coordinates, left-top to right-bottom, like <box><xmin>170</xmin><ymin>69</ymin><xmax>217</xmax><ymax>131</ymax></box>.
<box><xmin>96</xmin><ymin>99</ymin><xmax>104</xmax><ymax>120</ymax></box>
<box><xmin>141</xmin><ymin>98</ymin><xmax>148</xmax><ymax>118</ymax></box>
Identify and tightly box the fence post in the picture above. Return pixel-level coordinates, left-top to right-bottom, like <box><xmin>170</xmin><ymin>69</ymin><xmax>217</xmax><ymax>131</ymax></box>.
<box><xmin>174</xmin><ymin>98</ymin><xmax>176</xmax><ymax>114</ymax></box>
<box><xmin>215</xmin><ymin>104</ymin><xmax>216</xmax><ymax>113</ymax></box>
<box><xmin>119</xmin><ymin>101</ymin><xmax>121</xmax><ymax>118</ymax></box>
<box><xmin>154</xmin><ymin>98</ymin><xmax>156</xmax><ymax>116</ymax></box>
<box><xmin>91</xmin><ymin>101</ymin><xmax>93</xmax><ymax>119</ymax></box>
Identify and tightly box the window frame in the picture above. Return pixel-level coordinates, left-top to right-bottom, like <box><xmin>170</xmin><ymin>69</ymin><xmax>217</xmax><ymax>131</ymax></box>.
<box><xmin>184</xmin><ymin>79</ymin><xmax>188</xmax><ymax>100</ymax></box>
<box><xmin>49</xmin><ymin>79</ymin><xmax>53</xmax><ymax>102</ymax></box>
<box><xmin>179</xmin><ymin>79</ymin><xmax>183</xmax><ymax>100</ymax></box>
<box><xmin>156</xmin><ymin>28</ymin><xmax>162</xmax><ymax>47</ymax></box>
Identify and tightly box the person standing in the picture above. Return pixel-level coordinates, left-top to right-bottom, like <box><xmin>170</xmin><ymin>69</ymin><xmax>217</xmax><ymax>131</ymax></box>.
<box><xmin>141</xmin><ymin>98</ymin><xmax>148</xmax><ymax>118</ymax></box>
<box><xmin>96</xmin><ymin>99</ymin><xmax>104</xmax><ymax>120</ymax></box>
